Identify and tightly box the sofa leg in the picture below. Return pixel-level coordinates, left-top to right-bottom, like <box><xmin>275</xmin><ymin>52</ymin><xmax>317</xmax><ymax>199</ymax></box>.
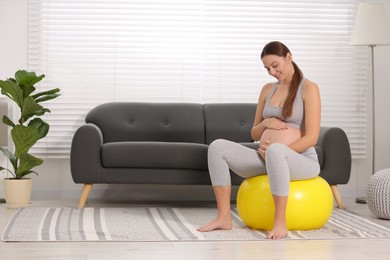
<box><xmin>78</xmin><ymin>184</ymin><xmax>93</xmax><ymax>209</ymax></box>
<box><xmin>330</xmin><ymin>184</ymin><xmax>344</xmax><ymax>209</ymax></box>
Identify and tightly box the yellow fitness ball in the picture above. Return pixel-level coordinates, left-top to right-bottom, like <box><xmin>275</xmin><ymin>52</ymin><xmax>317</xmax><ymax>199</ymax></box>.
<box><xmin>236</xmin><ymin>175</ymin><xmax>334</xmax><ymax>230</ymax></box>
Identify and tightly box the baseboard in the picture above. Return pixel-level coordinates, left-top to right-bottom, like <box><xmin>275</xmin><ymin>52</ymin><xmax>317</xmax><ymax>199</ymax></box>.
<box><xmin>31</xmin><ymin>184</ymin><xmax>240</xmax><ymax>203</ymax></box>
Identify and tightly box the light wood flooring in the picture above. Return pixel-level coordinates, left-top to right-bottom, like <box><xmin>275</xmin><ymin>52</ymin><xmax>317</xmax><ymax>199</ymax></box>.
<box><xmin>1</xmin><ymin>197</ymin><xmax>390</xmax><ymax>260</ymax></box>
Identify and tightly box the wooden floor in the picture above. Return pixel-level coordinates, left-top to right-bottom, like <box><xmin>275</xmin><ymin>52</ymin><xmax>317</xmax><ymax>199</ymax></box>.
<box><xmin>1</xmin><ymin>198</ymin><xmax>390</xmax><ymax>260</ymax></box>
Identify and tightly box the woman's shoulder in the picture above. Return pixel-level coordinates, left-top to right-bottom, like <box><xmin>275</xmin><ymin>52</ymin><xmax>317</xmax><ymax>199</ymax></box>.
<box><xmin>302</xmin><ymin>79</ymin><xmax>320</xmax><ymax>98</ymax></box>
<box><xmin>260</xmin><ymin>82</ymin><xmax>276</xmax><ymax>97</ymax></box>
<box><xmin>263</xmin><ymin>82</ymin><xmax>276</xmax><ymax>89</ymax></box>
<box><xmin>302</xmin><ymin>79</ymin><xmax>319</xmax><ymax>91</ymax></box>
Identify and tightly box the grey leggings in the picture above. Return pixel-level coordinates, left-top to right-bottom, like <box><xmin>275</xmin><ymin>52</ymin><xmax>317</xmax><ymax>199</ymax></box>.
<box><xmin>208</xmin><ymin>139</ymin><xmax>320</xmax><ymax>196</ymax></box>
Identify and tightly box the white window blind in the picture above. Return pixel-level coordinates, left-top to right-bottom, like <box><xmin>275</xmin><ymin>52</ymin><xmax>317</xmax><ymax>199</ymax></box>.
<box><xmin>27</xmin><ymin>0</ymin><xmax>367</xmax><ymax>158</ymax></box>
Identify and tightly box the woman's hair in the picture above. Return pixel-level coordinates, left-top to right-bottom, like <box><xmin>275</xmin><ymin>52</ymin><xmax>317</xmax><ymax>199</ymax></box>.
<box><xmin>261</xmin><ymin>41</ymin><xmax>303</xmax><ymax>119</ymax></box>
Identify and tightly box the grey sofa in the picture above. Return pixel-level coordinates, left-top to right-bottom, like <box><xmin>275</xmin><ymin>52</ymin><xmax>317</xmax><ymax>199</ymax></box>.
<box><xmin>71</xmin><ymin>102</ymin><xmax>351</xmax><ymax>208</ymax></box>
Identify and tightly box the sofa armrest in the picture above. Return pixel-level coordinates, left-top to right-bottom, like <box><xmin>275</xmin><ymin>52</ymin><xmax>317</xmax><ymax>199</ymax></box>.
<box><xmin>70</xmin><ymin>123</ymin><xmax>104</xmax><ymax>183</ymax></box>
<box><xmin>317</xmin><ymin>127</ymin><xmax>351</xmax><ymax>185</ymax></box>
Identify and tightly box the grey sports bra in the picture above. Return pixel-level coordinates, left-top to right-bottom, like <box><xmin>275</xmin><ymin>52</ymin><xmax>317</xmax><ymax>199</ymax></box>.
<box><xmin>263</xmin><ymin>78</ymin><xmax>306</xmax><ymax>129</ymax></box>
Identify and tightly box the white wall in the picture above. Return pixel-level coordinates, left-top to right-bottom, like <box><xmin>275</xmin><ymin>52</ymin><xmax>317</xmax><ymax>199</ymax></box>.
<box><xmin>1</xmin><ymin>0</ymin><xmax>390</xmax><ymax>204</ymax></box>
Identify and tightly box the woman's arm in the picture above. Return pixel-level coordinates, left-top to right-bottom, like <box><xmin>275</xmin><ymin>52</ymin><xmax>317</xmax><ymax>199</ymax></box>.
<box><xmin>251</xmin><ymin>83</ymin><xmax>288</xmax><ymax>141</ymax></box>
<box><xmin>288</xmin><ymin>80</ymin><xmax>321</xmax><ymax>153</ymax></box>
<box><xmin>251</xmin><ymin>83</ymin><xmax>271</xmax><ymax>141</ymax></box>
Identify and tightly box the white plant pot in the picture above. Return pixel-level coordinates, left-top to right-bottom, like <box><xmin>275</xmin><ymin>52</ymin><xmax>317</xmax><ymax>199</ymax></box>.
<box><xmin>3</xmin><ymin>178</ymin><xmax>32</xmax><ymax>209</ymax></box>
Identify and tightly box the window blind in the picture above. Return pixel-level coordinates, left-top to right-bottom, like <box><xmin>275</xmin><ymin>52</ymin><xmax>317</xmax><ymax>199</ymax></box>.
<box><xmin>27</xmin><ymin>0</ymin><xmax>367</xmax><ymax>158</ymax></box>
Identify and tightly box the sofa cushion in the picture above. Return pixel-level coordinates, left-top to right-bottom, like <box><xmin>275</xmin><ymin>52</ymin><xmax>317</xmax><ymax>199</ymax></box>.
<box><xmin>204</xmin><ymin>103</ymin><xmax>257</xmax><ymax>144</ymax></box>
<box><xmin>86</xmin><ymin>102</ymin><xmax>206</xmax><ymax>144</ymax></box>
<box><xmin>102</xmin><ymin>142</ymin><xmax>208</xmax><ymax>170</ymax></box>
<box><xmin>240</xmin><ymin>142</ymin><xmax>259</xmax><ymax>150</ymax></box>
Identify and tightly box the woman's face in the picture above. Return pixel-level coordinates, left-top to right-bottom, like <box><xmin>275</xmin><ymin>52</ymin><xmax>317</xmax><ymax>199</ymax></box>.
<box><xmin>262</xmin><ymin>53</ymin><xmax>292</xmax><ymax>82</ymax></box>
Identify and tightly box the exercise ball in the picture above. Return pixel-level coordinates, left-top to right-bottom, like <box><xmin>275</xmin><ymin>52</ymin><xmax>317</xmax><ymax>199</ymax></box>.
<box><xmin>236</xmin><ymin>175</ymin><xmax>334</xmax><ymax>230</ymax></box>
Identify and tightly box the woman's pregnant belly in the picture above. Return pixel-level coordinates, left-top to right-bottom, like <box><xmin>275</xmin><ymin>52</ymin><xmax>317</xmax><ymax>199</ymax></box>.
<box><xmin>259</xmin><ymin>128</ymin><xmax>303</xmax><ymax>146</ymax></box>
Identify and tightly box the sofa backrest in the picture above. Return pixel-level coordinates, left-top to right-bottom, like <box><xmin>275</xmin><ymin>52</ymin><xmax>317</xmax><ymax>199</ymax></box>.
<box><xmin>86</xmin><ymin>102</ymin><xmax>206</xmax><ymax>143</ymax></box>
<box><xmin>203</xmin><ymin>103</ymin><xmax>256</xmax><ymax>144</ymax></box>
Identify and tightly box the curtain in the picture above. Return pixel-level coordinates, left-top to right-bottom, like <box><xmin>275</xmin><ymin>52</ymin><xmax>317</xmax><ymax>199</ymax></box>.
<box><xmin>27</xmin><ymin>0</ymin><xmax>367</xmax><ymax>158</ymax></box>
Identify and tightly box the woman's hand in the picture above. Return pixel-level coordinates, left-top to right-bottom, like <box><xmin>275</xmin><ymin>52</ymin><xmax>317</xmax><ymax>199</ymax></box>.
<box><xmin>264</xmin><ymin>118</ymin><xmax>288</xmax><ymax>130</ymax></box>
<box><xmin>258</xmin><ymin>140</ymin><xmax>270</xmax><ymax>160</ymax></box>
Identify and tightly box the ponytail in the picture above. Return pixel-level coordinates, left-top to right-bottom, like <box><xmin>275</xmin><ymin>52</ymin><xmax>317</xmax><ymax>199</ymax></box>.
<box><xmin>282</xmin><ymin>61</ymin><xmax>303</xmax><ymax>118</ymax></box>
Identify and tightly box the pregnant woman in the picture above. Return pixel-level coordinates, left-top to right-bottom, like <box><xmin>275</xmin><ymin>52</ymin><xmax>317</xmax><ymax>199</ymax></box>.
<box><xmin>197</xmin><ymin>41</ymin><xmax>321</xmax><ymax>240</ymax></box>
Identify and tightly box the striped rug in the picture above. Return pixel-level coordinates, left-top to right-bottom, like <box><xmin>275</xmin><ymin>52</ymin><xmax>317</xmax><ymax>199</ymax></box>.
<box><xmin>2</xmin><ymin>207</ymin><xmax>390</xmax><ymax>241</ymax></box>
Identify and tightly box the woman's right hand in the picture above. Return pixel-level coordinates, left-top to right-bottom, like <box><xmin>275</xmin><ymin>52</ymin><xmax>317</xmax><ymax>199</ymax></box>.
<box><xmin>258</xmin><ymin>140</ymin><xmax>269</xmax><ymax>160</ymax></box>
<box><xmin>264</xmin><ymin>118</ymin><xmax>288</xmax><ymax>130</ymax></box>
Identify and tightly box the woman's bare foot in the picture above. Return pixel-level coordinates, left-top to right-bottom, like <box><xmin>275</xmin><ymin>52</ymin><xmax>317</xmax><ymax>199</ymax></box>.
<box><xmin>267</xmin><ymin>222</ymin><xmax>288</xmax><ymax>240</ymax></box>
<box><xmin>197</xmin><ymin>216</ymin><xmax>232</xmax><ymax>232</ymax></box>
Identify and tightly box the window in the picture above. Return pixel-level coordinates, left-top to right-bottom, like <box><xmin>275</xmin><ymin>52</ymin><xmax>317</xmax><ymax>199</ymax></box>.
<box><xmin>27</xmin><ymin>0</ymin><xmax>367</xmax><ymax>158</ymax></box>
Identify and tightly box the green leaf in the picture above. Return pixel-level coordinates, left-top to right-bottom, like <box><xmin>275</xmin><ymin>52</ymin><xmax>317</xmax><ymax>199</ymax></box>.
<box><xmin>19</xmin><ymin>170</ymin><xmax>39</xmax><ymax>178</ymax></box>
<box><xmin>20</xmin><ymin>85</ymin><xmax>36</xmax><ymax>99</ymax></box>
<box><xmin>11</xmin><ymin>125</ymin><xmax>39</xmax><ymax>158</ymax></box>
<box><xmin>2</xmin><ymin>115</ymin><xmax>15</xmax><ymax>127</ymax></box>
<box><xmin>21</xmin><ymin>96</ymin><xmax>44</xmax><ymax>123</ymax></box>
<box><xmin>15</xmin><ymin>70</ymin><xmax>44</xmax><ymax>98</ymax></box>
<box><xmin>0</xmin><ymin>166</ymin><xmax>16</xmax><ymax>178</ymax></box>
<box><xmin>22</xmin><ymin>108</ymin><xmax>51</xmax><ymax>123</ymax></box>
<box><xmin>32</xmin><ymin>88</ymin><xmax>61</xmax><ymax>103</ymax></box>
<box><xmin>16</xmin><ymin>153</ymin><xmax>43</xmax><ymax>179</ymax></box>
<box><xmin>0</xmin><ymin>146</ymin><xmax>17</xmax><ymax>172</ymax></box>
<box><xmin>35</xmin><ymin>93</ymin><xmax>61</xmax><ymax>103</ymax></box>
<box><xmin>15</xmin><ymin>70</ymin><xmax>45</xmax><ymax>87</ymax></box>
<box><xmin>0</xmin><ymin>80</ymin><xmax>24</xmax><ymax>108</ymax></box>
<box><xmin>28</xmin><ymin>118</ymin><xmax>49</xmax><ymax>140</ymax></box>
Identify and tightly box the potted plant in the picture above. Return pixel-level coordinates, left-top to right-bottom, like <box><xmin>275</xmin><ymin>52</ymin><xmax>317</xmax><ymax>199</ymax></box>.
<box><xmin>0</xmin><ymin>70</ymin><xmax>60</xmax><ymax>208</ymax></box>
